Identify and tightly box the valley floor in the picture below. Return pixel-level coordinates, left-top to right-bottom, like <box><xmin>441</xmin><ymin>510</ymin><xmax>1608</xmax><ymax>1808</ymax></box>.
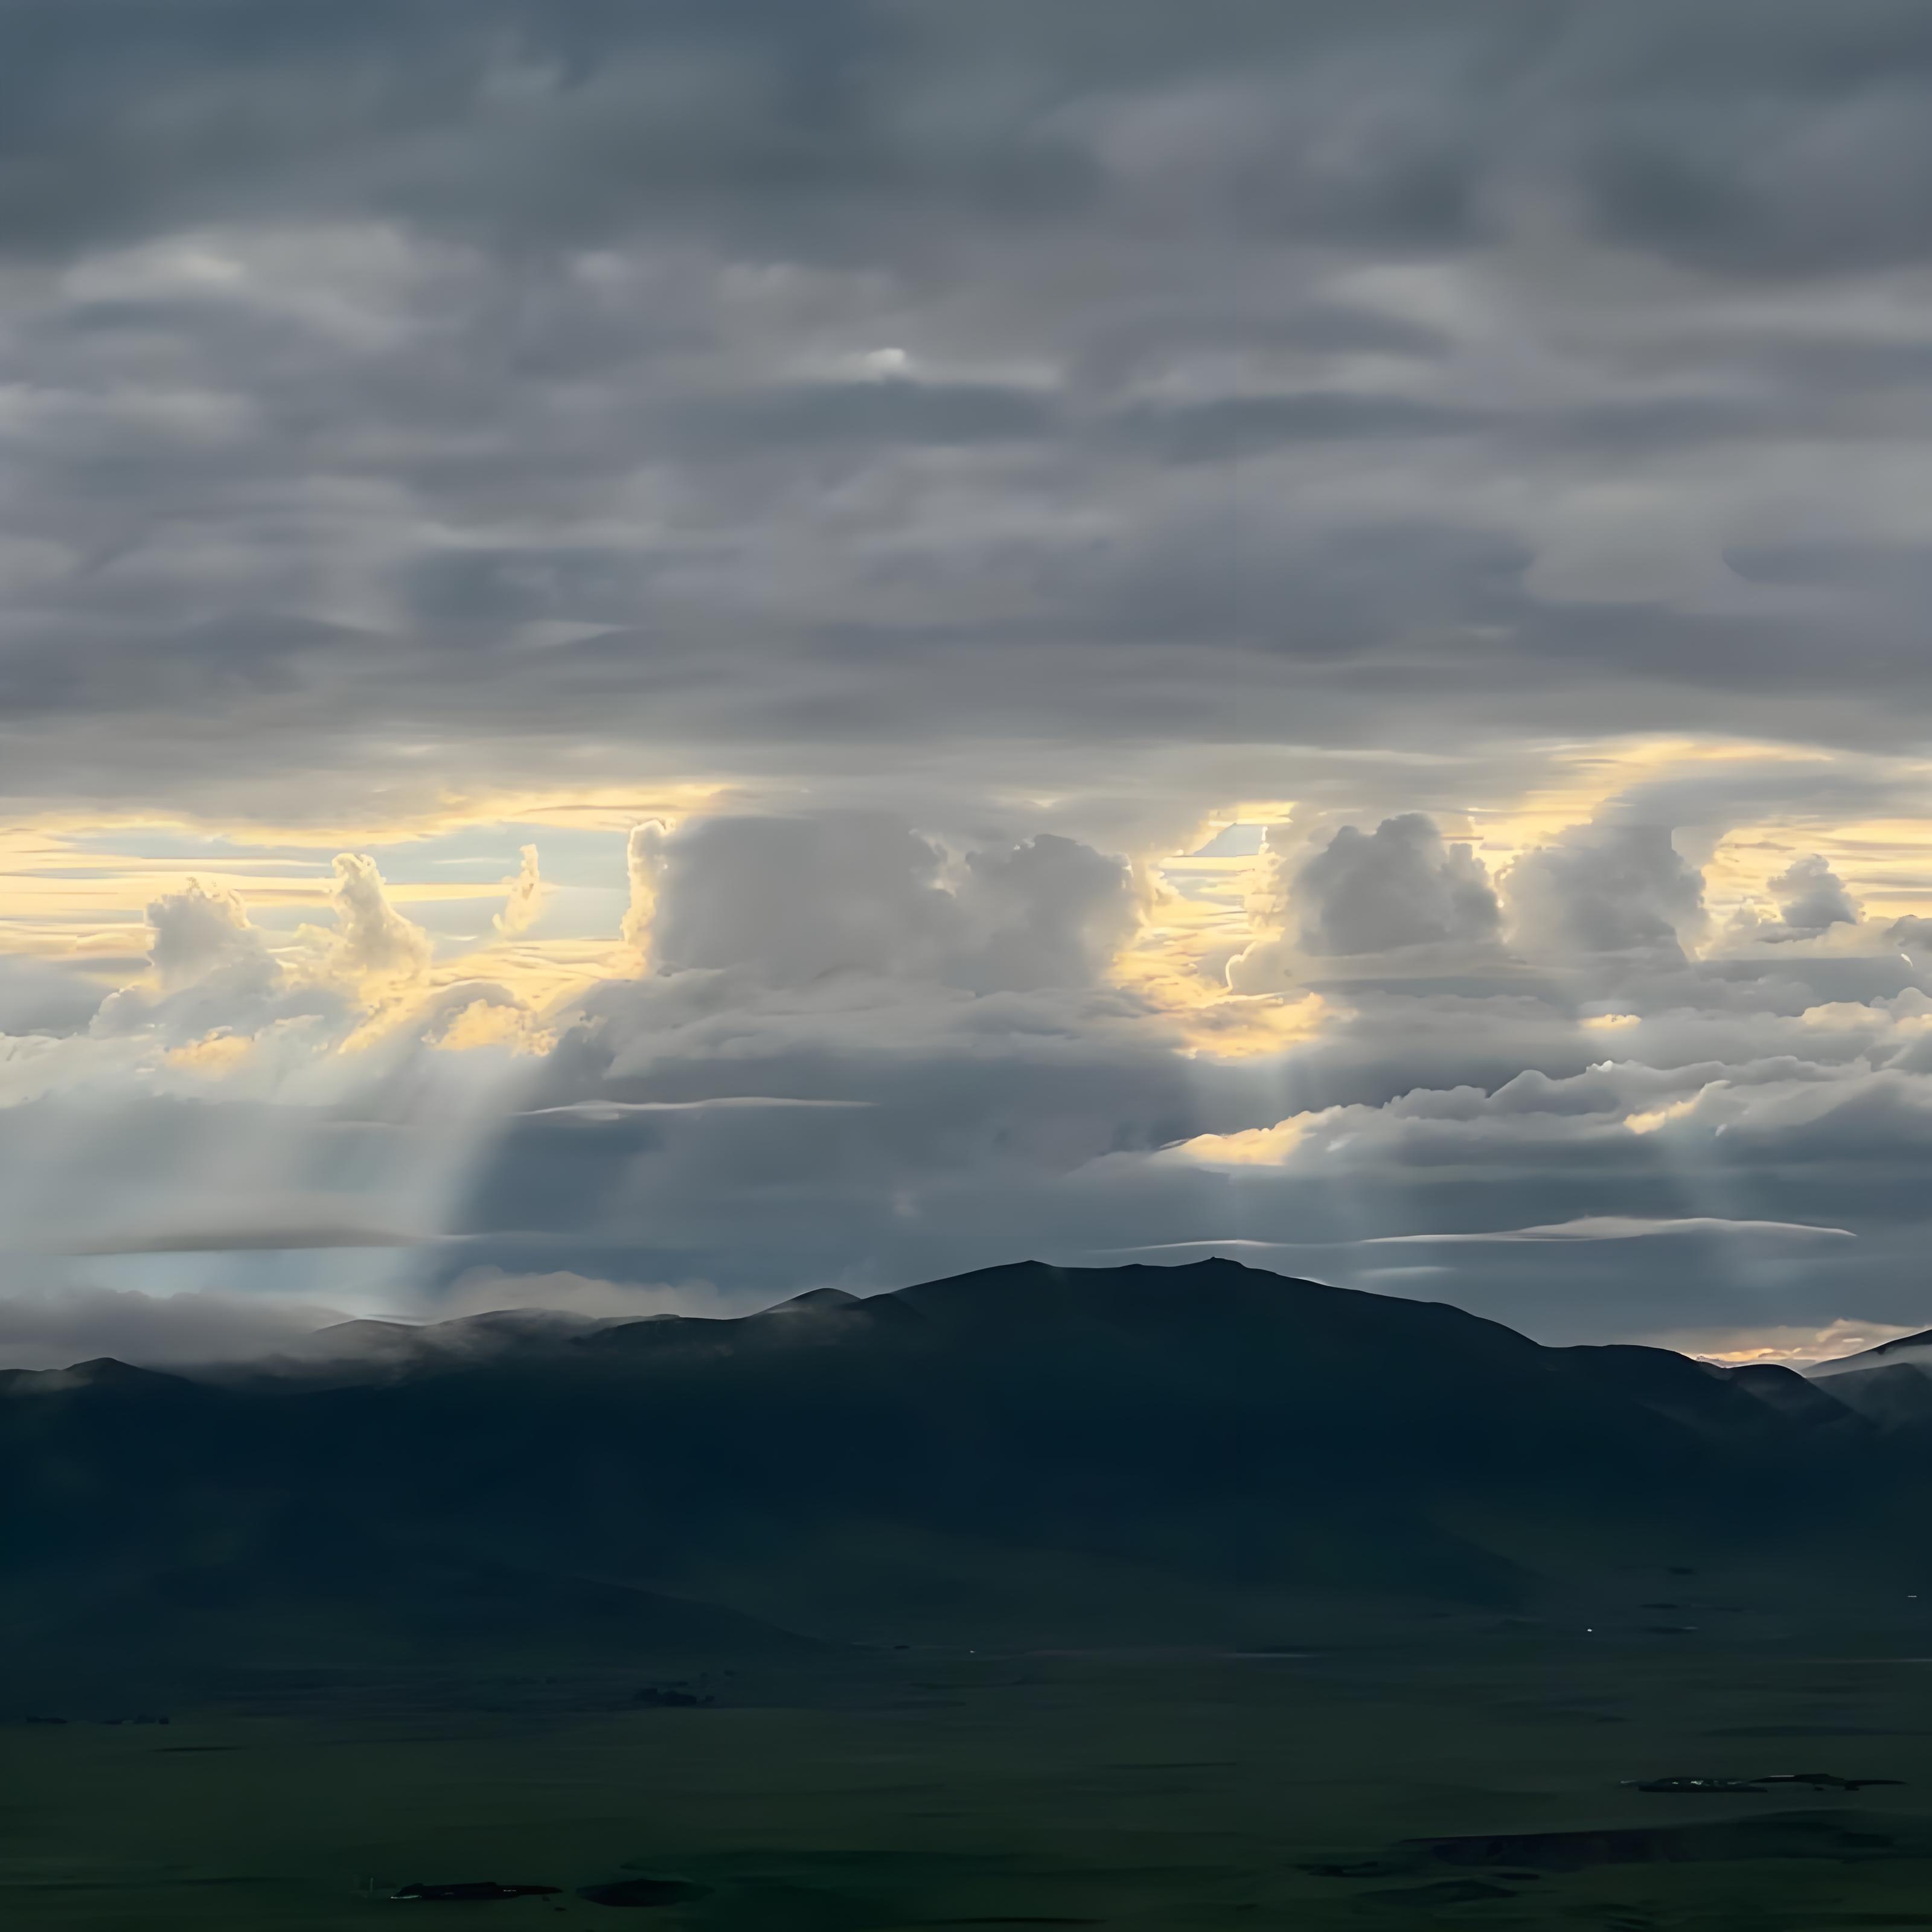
<box><xmin>8</xmin><ymin>1615</ymin><xmax>1932</xmax><ymax>1929</ymax></box>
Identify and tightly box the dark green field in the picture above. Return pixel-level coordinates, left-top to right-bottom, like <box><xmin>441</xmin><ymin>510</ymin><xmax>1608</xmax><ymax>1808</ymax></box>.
<box><xmin>10</xmin><ymin>1619</ymin><xmax>1932</xmax><ymax>1930</ymax></box>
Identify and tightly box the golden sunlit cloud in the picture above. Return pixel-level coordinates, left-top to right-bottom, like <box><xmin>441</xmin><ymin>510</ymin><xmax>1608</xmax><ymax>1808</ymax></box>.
<box><xmin>430</xmin><ymin>997</ymin><xmax>554</xmax><ymax>1056</ymax></box>
<box><xmin>7</xmin><ymin>738</ymin><xmax>1932</xmax><ymax>1107</ymax></box>
<box><xmin>1166</xmin><ymin>1114</ymin><xmax>1316</xmax><ymax>1166</ymax></box>
<box><xmin>1676</xmin><ymin>1319</ymin><xmax>1922</xmax><ymax>1366</ymax></box>
<box><xmin>491</xmin><ymin>845</ymin><xmax>546</xmax><ymax>938</ymax></box>
<box><xmin>164</xmin><ymin>1034</ymin><xmax>255</xmax><ymax>1075</ymax></box>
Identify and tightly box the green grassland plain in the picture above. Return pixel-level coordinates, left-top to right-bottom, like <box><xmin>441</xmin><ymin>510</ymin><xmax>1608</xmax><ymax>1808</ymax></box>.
<box><xmin>9</xmin><ymin>1614</ymin><xmax>1932</xmax><ymax>1930</ymax></box>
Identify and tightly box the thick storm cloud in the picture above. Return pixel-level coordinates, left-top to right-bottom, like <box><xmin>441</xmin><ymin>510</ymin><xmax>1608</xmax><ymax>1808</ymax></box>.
<box><xmin>4</xmin><ymin>5</ymin><xmax>1932</xmax><ymax>1365</ymax></box>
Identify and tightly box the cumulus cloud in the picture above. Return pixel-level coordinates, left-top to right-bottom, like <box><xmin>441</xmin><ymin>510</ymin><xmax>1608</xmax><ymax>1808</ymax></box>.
<box><xmin>1729</xmin><ymin>852</ymin><xmax>1864</xmax><ymax>945</ymax></box>
<box><xmin>87</xmin><ymin>859</ymin><xmax>453</xmax><ymax>1055</ymax></box>
<box><xmin>1506</xmin><ymin>822</ymin><xmax>1706</xmax><ymax>960</ymax></box>
<box><xmin>92</xmin><ymin>877</ymin><xmax>323</xmax><ymax>1044</ymax></box>
<box><xmin>947</xmin><ymin>834</ymin><xmax>1144</xmax><ymax>991</ymax></box>
<box><xmin>1225</xmin><ymin>813</ymin><xmax>1502</xmax><ymax>991</ymax></box>
<box><xmin>622</xmin><ymin>820</ymin><xmax>667</xmax><ymax>956</ymax></box>
<box><xmin>322</xmin><ymin>853</ymin><xmax>432</xmax><ymax>985</ymax></box>
<box><xmin>631</xmin><ymin>813</ymin><xmax>1137</xmax><ymax>993</ymax></box>
<box><xmin>0</xmin><ymin>954</ymin><xmax>106</xmax><ymax>1037</ymax></box>
<box><xmin>146</xmin><ymin>880</ymin><xmax>268</xmax><ymax>990</ymax></box>
<box><xmin>492</xmin><ymin>842</ymin><xmax>545</xmax><ymax>938</ymax></box>
<box><xmin>641</xmin><ymin>814</ymin><xmax>954</xmax><ymax>985</ymax></box>
<box><xmin>409</xmin><ymin>978</ymin><xmax>544</xmax><ymax>1053</ymax></box>
<box><xmin>1292</xmin><ymin>814</ymin><xmax>1501</xmax><ymax>957</ymax></box>
<box><xmin>1770</xmin><ymin>854</ymin><xmax>1861</xmax><ymax>937</ymax></box>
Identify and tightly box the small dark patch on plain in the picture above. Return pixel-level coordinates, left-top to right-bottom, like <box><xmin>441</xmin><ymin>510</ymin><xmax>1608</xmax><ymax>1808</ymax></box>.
<box><xmin>391</xmin><ymin>1879</ymin><xmax>563</xmax><ymax>1901</ymax></box>
<box><xmin>158</xmin><ymin>1743</ymin><xmax>240</xmax><ymax>1752</ymax></box>
<box><xmin>1302</xmin><ymin>1858</ymin><xmax>1409</xmax><ymax>1879</ymax></box>
<box><xmin>576</xmin><ymin>1876</ymin><xmax>707</xmax><ymax>1907</ymax></box>
<box><xmin>1365</xmin><ymin>1879</ymin><xmax>1516</xmax><ymax>1905</ymax></box>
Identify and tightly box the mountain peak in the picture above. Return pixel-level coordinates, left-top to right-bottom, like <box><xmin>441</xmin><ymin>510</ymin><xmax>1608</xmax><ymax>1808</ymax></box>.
<box><xmin>773</xmin><ymin>1287</ymin><xmax>863</xmax><ymax>1311</ymax></box>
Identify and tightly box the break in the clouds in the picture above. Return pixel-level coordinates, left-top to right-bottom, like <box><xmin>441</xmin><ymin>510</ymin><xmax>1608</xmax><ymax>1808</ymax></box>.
<box><xmin>7</xmin><ymin>4</ymin><xmax>1932</xmax><ymax>1363</ymax></box>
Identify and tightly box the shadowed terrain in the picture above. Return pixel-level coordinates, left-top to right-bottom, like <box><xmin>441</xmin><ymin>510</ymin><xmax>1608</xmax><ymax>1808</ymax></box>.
<box><xmin>8</xmin><ymin>1261</ymin><xmax>1932</xmax><ymax>1927</ymax></box>
<box><xmin>0</xmin><ymin>1260</ymin><xmax>1910</xmax><ymax>1684</ymax></box>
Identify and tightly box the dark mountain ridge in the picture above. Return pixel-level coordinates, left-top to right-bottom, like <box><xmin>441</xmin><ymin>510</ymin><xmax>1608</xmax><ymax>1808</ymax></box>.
<box><xmin>0</xmin><ymin>1261</ymin><xmax>1911</xmax><ymax>1679</ymax></box>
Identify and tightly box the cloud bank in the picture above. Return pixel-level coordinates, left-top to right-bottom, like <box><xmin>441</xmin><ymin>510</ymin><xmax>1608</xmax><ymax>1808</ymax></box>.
<box><xmin>5</xmin><ymin>7</ymin><xmax>1932</xmax><ymax>1364</ymax></box>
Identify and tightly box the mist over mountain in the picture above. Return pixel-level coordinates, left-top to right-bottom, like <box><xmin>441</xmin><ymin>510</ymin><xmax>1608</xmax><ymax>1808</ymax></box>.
<box><xmin>1805</xmin><ymin>1323</ymin><xmax>1932</xmax><ymax>1432</ymax></box>
<box><xmin>2</xmin><ymin>1259</ymin><xmax>1916</xmax><ymax>1693</ymax></box>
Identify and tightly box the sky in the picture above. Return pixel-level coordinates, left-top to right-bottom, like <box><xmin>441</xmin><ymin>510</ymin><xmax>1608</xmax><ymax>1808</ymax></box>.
<box><xmin>7</xmin><ymin>1</ymin><xmax>1932</xmax><ymax>1366</ymax></box>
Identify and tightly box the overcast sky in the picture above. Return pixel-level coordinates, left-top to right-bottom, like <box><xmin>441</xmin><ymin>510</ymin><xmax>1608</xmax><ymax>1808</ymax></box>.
<box><xmin>7</xmin><ymin>2</ymin><xmax>1932</xmax><ymax>1366</ymax></box>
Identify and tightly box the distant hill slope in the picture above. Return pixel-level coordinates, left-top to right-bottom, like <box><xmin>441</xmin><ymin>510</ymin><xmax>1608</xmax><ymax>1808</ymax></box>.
<box><xmin>1811</xmin><ymin>1326</ymin><xmax>1932</xmax><ymax>1375</ymax></box>
<box><xmin>0</xmin><ymin>1260</ymin><xmax>1910</xmax><ymax>1671</ymax></box>
<box><xmin>1805</xmin><ymin>1325</ymin><xmax>1932</xmax><ymax>1429</ymax></box>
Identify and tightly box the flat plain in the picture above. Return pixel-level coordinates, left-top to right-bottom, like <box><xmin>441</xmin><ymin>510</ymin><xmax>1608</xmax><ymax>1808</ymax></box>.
<box><xmin>9</xmin><ymin>1617</ymin><xmax>1932</xmax><ymax>1930</ymax></box>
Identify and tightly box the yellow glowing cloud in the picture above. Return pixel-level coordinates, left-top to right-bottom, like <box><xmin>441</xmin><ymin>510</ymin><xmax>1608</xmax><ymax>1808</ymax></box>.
<box><xmin>430</xmin><ymin>997</ymin><xmax>554</xmax><ymax>1055</ymax></box>
<box><xmin>1709</xmin><ymin>812</ymin><xmax>1932</xmax><ymax>927</ymax></box>
<box><xmin>1672</xmin><ymin>1318</ymin><xmax>1920</xmax><ymax>1366</ymax></box>
<box><xmin>1625</xmin><ymin>1094</ymin><xmax>1705</xmax><ymax>1134</ymax></box>
<box><xmin>1470</xmin><ymin>735</ymin><xmax>1838</xmax><ymax>874</ymax></box>
<box><xmin>164</xmin><ymin>1034</ymin><xmax>255</xmax><ymax>1075</ymax></box>
<box><xmin>492</xmin><ymin>844</ymin><xmax>545</xmax><ymax>938</ymax></box>
<box><xmin>1168</xmin><ymin>1114</ymin><xmax>1316</xmax><ymax>1166</ymax></box>
<box><xmin>1107</xmin><ymin>852</ymin><xmax>1326</xmax><ymax>1058</ymax></box>
<box><xmin>13</xmin><ymin>739</ymin><xmax>1932</xmax><ymax>1079</ymax></box>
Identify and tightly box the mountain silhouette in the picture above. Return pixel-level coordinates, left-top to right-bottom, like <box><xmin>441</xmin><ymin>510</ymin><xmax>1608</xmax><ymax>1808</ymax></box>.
<box><xmin>0</xmin><ymin>1260</ymin><xmax>1911</xmax><ymax>1683</ymax></box>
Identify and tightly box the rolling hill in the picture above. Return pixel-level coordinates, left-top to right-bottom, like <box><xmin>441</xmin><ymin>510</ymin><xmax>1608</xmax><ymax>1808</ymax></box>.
<box><xmin>0</xmin><ymin>1260</ymin><xmax>1915</xmax><ymax>1685</ymax></box>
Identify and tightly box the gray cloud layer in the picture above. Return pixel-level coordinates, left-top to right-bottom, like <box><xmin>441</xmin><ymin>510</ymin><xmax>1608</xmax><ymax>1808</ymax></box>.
<box><xmin>5</xmin><ymin>4</ymin><xmax>1932</xmax><ymax>808</ymax></box>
